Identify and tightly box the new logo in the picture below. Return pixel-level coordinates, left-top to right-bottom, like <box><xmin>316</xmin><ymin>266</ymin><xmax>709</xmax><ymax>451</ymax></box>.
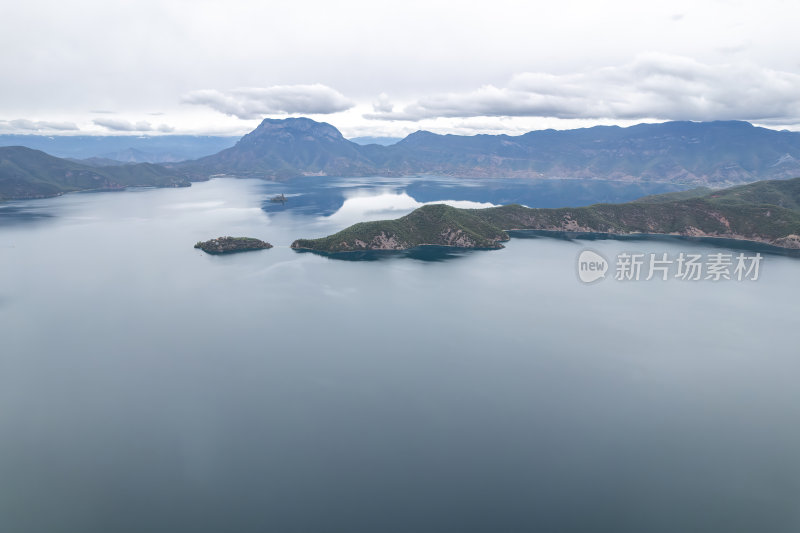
<box><xmin>577</xmin><ymin>250</ymin><xmax>608</xmax><ymax>283</ymax></box>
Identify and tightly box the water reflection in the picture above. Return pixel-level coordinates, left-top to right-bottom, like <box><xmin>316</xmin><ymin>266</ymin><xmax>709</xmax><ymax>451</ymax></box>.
<box><xmin>260</xmin><ymin>175</ymin><xmax>690</xmax><ymax>216</ymax></box>
<box><xmin>509</xmin><ymin>230</ymin><xmax>800</xmax><ymax>258</ymax></box>
<box><xmin>323</xmin><ymin>190</ymin><xmax>496</xmax><ymax>225</ymax></box>
<box><xmin>2</xmin><ymin>178</ymin><xmax>800</xmax><ymax>533</ymax></box>
<box><xmin>1</xmin><ymin>176</ymin><xmax>690</xmax><ymax>229</ymax></box>
<box><xmin>0</xmin><ymin>203</ymin><xmax>54</xmax><ymax>226</ymax></box>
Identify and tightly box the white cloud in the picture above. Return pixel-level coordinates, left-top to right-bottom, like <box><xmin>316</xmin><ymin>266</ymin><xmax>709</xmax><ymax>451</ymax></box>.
<box><xmin>3</xmin><ymin>1</ymin><xmax>800</xmax><ymax>135</ymax></box>
<box><xmin>372</xmin><ymin>93</ymin><xmax>393</xmax><ymax>113</ymax></box>
<box><xmin>365</xmin><ymin>54</ymin><xmax>800</xmax><ymax>123</ymax></box>
<box><xmin>93</xmin><ymin>118</ymin><xmax>153</xmax><ymax>131</ymax></box>
<box><xmin>182</xmin><ymin>84</ymin><xmax>354</xmax><ymax>119</ymax></box>
<box><xmin>5</xmin><ymin>119</ymin><xmax>79</xmax><ymax>131</ymax></box>
<box><xmin>89</xmin><ymin>119</ymin><xmax>174</xmax><ymax>133</ymax></box>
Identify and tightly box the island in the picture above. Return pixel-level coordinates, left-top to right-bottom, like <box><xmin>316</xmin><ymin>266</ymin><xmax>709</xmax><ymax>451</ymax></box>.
<box><xmin>194</xmin><ymin>237</ymin><xmax>273</xmax><ymax>254</ymax></box>
<box><xmin>291</xmin><ymin>177</ymin><xmax>800</xmax><ymax>253</ymax></box>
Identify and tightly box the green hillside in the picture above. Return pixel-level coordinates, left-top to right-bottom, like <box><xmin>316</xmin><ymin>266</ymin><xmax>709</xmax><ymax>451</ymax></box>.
<box><xmin>0</xmin><ymin>146</ymin><xmax>190</xmax><ymax>200</ymax></box>
<box><xmin>291</xmin><ymin>204</ymin><xmax>510</xmax><ymax>252</ymax></box>
<box><xmin>292</xmin><ymin>177</ymin><xmax>800</xmax><ymax>253</ymax></box>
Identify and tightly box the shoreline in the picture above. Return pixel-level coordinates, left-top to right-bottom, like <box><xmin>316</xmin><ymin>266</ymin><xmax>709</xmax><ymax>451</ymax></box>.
<box><xmin>0</xmin><ymin>173</ymin><xmax>716</xmax><ymax>202</ymax></box>
<box><xmin>505</xmin><ymin>228</ymin><xmax>800</xmax><ymax>252</ymax></box>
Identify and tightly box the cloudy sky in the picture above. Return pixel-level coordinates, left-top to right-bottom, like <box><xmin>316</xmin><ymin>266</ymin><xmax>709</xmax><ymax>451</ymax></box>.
<box><xmin>2</xmin><ymin>0</ymin><xmax>799</xmax><ymax>137</ymax></box>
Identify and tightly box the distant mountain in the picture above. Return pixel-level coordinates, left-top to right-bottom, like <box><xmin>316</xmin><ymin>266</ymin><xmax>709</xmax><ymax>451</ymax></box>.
<box><xmin>98</xmin><ymin>147</ymin><xmax>182</xmax><ymax>164</ymax></box>
<box><xmin>292</xmin><ymin>177</ymin><xmax>800</xmax><ymax>253</ymax></box>
<box><xmin>369</xmin><ymin>121</ymin><xmax>800</xmax><ymax>185</ymax></box>
<box><xmin>7</xmin><ymin>119</ymin><xmax>800</xmax><ymax>193</ymax></box>
<box><xmin>66</xmin><ymin>157</ymin><xmax>127</xmax><ymax>167</ymax></box>
<box><xmin>0</xmin><ymin>135</ymin><xmax>237</xmax><ymax>162</ymax></box>
<box><xmin>179</xmin><ymin>118</ymin><xmax>376</xmax><ymax>179</ymax></box>
<box><xmin>348</xmin><ymin>136</ymin><xmax>402</xmax><ymax>146</ymax></box>
<box><xmin>0</xmin><ymin>146</ymin><xmax>190</xmax><ymax>199</ymax></box>
<box><xmin>183</xmin><ymin>118</ymin><xmax>800</xmax><ymax>186</ymax></box>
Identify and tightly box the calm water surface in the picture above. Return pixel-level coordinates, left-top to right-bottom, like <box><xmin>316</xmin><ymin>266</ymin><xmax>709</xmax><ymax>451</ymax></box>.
<box><xmin>1</xmin><ymin>177</ymin><xmax>799</xmax><ymax>533</ymax></box>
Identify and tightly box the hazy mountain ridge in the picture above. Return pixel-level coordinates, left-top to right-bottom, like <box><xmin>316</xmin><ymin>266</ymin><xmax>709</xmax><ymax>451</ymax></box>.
<box><xmin>0</xmin><ymin>134</ymin><xmax>237</xmax><ymax>162</ymax></box>
<box><xmin>348</xmin><ymin>136</ymin><xmax>402</xmax><ymax>146</ymax></box>
<box><xmin>185</xmin><ymin>118</ymin><xmax>800</xmax><ymax>186</ymax></box>
<box><xmin>0</xmin><ymin>146</ymin><xmax>190</xmax><ymax>199</ymax></box>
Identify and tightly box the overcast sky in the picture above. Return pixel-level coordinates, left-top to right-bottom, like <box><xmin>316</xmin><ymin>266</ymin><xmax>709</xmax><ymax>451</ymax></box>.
<box><xmin>2</xmin><ymin>0</ymin><xmax>799</xmax><ymax>137</ymax></box>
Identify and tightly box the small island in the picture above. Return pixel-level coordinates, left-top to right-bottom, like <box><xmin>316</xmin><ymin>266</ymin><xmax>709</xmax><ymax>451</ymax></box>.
<box><xmin>194</xmin><ymin>236</ymin><xmax>273</xmax><ymax>254</ymax></box>
<box><xmin>270</xmin><ymin>193</ymin><xmax>287</xmax><ymax>204</ymax></box>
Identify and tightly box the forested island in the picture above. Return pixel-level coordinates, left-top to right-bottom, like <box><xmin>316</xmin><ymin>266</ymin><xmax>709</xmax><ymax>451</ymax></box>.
<box><xmin>194</xmin><ymin>237</ymin><xmax>273</xmax><ymax>254</ymax></box>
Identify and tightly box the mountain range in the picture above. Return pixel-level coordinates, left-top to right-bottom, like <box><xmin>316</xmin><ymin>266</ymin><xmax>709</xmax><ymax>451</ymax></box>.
<box><xmin>178</xmin><ymin>118</ymin><xmax>800</xmax><ymax>186</ymax></box>
<box><xmin>3</xmin><ymin>117</ymin><xmax>800</xmax><ymax>200</ymax></box>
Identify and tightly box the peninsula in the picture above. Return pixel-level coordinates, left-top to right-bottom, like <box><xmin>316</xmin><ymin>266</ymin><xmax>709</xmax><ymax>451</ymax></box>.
<box><xmin>194</xmin><ymin>237</ymin><xmax>273</xmax><ymax>254</ymax></box>
<box><xmin>291</xmin><ymin>204</ymin><xmax>509</xmax><ymax>252</ymax></box>
<box><xmin>291</xmin><ymin>177</ymin><xmax>800</xmax><ymax>253</ymax></box>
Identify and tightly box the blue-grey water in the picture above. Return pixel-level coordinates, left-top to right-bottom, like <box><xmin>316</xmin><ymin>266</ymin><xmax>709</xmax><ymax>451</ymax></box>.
<box><xmin>1</xmin><ymin>177</ymin><xmax>799</xmax><ymax>533</ymax></box>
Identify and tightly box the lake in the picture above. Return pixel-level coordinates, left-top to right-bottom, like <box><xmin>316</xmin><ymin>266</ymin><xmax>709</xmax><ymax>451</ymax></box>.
<box><xmin>1</xmin><ymin>176</ymin><xmax>799</xmax><ymax>533</ymax></box>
